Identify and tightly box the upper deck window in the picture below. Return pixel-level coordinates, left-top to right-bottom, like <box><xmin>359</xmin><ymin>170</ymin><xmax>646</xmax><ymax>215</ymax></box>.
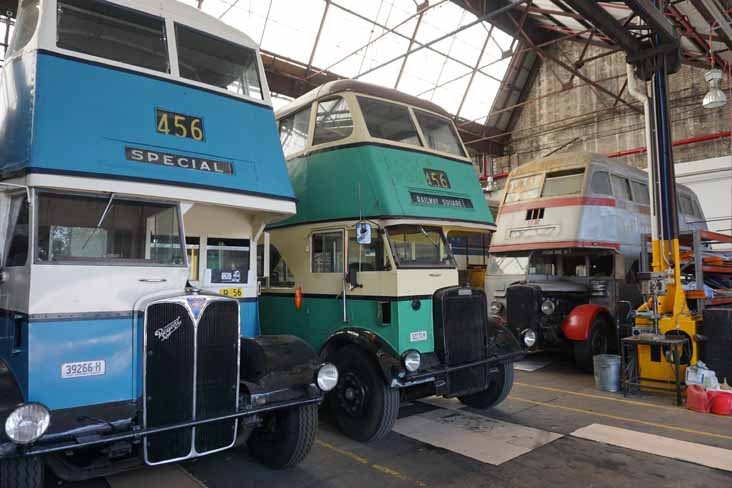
<box><xmin>176</xmin><ymin>25</ymin><xmax>263</xmax><ymax>99</ymax></box>
<box><xmin>313</xmin><ymin>97</ymin><xmax>353</xmax><ymax>146</ymax></box>
<box><xmin>36</xmin><ymin>192</ymin><xmax>185</xmax><ymax>266</ymax></box>
<box><xmin>414</xmin><ymin>110</ymin><xmax>466</xmax><ymax>158</ymax></box>
<box><xmin>610</xmin><ymin>174</ymin><xmax>632</xmax><ymax>200</ymax></box>
<box><xmin>505</xmin><ymin>174</ymin><xmax>542</xmax><ymax>203</ymax></box>
<box><xmin>630</xmin><ymin>180</ymin><xmax>650</xmax><ymax>205</ymax></box>
<box><xmin>358</xmin><ymin>97</ymin><xmax>421</xmax><ymax>146</ymax></box>
<box><xmin>280</xmin><ymin>107</ymin><xmax>311</xmax><ymax>157</ymax></box>
<box><xmin>57</xmin><ymin>0</ymin><xmax>169</xmax><ymax>73</ymax></box>
<box><xmin>590</xmin><ymin>171</ymin><xmax>612</xmax><ymax>196</ymax></box>
<box><xmin>541</xmin><ymin>169</ymin><xmax>585</xmax><ymax>197</ymax></box>
<box><xmin>8</xmin><ymin>0</ymin><xmax>40</xmax><ymax>56</ymax></box>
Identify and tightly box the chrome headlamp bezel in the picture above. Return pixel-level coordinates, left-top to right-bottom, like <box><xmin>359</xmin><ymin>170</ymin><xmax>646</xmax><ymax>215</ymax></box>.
<box><xmin>4</xmin><ymin>402</ymin><xmax>51</xmax><ymax>445</ymax></box>
<box><xmin>315</xmin><ymin>362</ymin><xmax>339</xmax><ymax>392</ymax></box>
<box><xmin>402</xmin><ymin>349</ymin><xmax>421</xmax><ymax>373</ymax></box>
<box><xmin>540</xmin><ymin>299</ymin><xmax>556</xmax><ymax>315</ymax></box>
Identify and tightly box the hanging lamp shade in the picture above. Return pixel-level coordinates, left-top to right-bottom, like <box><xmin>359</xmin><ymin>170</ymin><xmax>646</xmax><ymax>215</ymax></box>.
<box><xmin>703</xmin><ymin>69</ymin><xmax>727</xmax><ymax>109</ymax></box>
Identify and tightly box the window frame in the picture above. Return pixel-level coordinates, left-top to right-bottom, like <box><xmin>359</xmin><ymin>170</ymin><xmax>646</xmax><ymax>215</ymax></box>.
<box><xmin>629</xmin><ymin>180</ymin><xmax>650</xmax><ymax>206</ymax></box>
<box><xmin>205</xmin><ymin>237</ymin><xmax>251</xmax><ymax>285</ymax></box>
<box><xmin>46</xmin><ymin>0</ymin><xmax>271</xmax><ymax>106</ymax></box>
<box><xmin>33</xmin><ymin>190</ymin><xmax>188</xmax><ymax>268</ymax></box>
<box><xmin>357</xmin><ymin>95</ymin><xmax>424</xmax><ymax>148</ymax></box>
<box><xmin>590</xmin><ymin>170</ymin><xmax>613</xmax><ymax>196</ymax></box>
<box><xmin>279</xmin><ymin>106</ymin><xmax>313</xmax><ymax>159</ymax></box>
<box><xmin>4</xmin><ymin>193</ymin><xmax>31</xmax><ymax>268</ymax></box>
<box><xmin>312</xmin><ymin>96</ymin><xmax>355</xmax><ymax>148</ymax></box>
<box><xmin>347</xmin><ymin>227</ymin><xmax>392</xmax><ymax>273</ymax></box>
<box><xmin>610</xmin><ymin>174</ymin><xmax>633</xmax><ymax>201</ymax></box>
<box><xmin>310</xmin><ymin>230</ymin><xmax>345</xmax><ymax>274</ymax></box>
<box><xmin>412</xmin><ymin>108</ymin><xmax>467</xmax><ymax>158</ymax></box>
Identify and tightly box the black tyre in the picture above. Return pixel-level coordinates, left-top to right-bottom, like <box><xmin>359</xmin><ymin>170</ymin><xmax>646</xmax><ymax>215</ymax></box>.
<box><xmin>458</xmin><ymin>363</ymin><xmax>514</xmax><ymax>409</ymax></box>
<box><xmin>0</xmin><ymin>456</ymin><xmax>44</xmax><ymax>488</ymax></box>
<box><xmin>573</xmin><ymin>317</ymin><xmax>612</xmax><ymax>372</ymax></box>
<box><xmin>327</xmin><ymin>345</ymin><xmax>399</xmax><ymax>442</ymax></box>
<box><xmin>247</xmin><ymin>403</ymin><xmax>318</xmax><ymax>469</ymax></box>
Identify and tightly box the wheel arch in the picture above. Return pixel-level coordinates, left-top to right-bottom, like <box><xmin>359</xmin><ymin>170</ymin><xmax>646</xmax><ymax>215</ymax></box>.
<box><xmin>561</xmin><ymin>304</ymin><xmax>613</xmax><ymax>342</ymax></box>
<box><xmin>319</xmin><ymin>328</ymin><xmax>402</xmax><ymax>385</ymax></box>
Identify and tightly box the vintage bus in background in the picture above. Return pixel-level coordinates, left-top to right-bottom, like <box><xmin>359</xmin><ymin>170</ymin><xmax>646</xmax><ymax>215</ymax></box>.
<box><xmin>486</xmin><ymin>153</ymin><xmax>706</xmax><ymax>371</ymax></box>
<box><xmin>259</xmin><ymin>80</ymin><xmax>522</xmax><ymax>442</ymax></box>
<box><xmin>0</xmin><ymin>1</ymin><xmax>337</xmax><ymax>486</ymax></box>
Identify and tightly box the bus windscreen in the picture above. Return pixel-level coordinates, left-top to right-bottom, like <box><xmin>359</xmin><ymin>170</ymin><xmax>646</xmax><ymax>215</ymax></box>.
<box><xmin>541</xmin><ymin>169</ymin><xmax>585</xmax><ymax>197</ymax></box>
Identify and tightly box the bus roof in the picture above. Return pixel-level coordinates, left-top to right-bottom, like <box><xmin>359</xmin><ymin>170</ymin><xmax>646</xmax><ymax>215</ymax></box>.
<box><xmin>277</xmin><ymin>79</ymin><xmax>450</xmax><ymax>120</ymax></box>
<box><xmin>510</xmin><ymin>152</ymin><xmax>648</xmax><ymax>181</ymax></box>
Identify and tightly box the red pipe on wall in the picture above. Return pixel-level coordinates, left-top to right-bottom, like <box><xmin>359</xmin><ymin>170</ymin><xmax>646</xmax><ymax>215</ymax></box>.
<box><xmin>607</xmin><ymin>131</ymin><xmax>732</xmax><ymax>158</ymax></box>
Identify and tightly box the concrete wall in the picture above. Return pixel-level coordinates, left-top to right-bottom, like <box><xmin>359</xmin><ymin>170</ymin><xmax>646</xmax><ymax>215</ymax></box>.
<box><xmin>494</xmin><ymin>42</ymin><xmax>731</xmax><ymax>172</ymax></box>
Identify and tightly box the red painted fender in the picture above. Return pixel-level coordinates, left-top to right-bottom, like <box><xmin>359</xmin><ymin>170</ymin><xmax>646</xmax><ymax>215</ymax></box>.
<box><xmin>561</xmin><ymin>304</ymin><xmax>610</xmax><ymax>342</ymax></box>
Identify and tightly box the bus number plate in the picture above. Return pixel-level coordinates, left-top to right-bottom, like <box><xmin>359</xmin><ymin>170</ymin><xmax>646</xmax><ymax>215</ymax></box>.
<box><xmin>61</xmin><ymin>360</ymin><xmax>106</xmax><ymax>379</ymax></box>
<box><xmin>156</xmin><ymin>109</ymin><xmax>205</xmax><ymax>141</ymax></box>
<box><xmin>424</xmin><ymin>169</ymin><xmax>451</xmax><ymax>189</ymax></box>
<box><xmin>220</xmin><ymin>287</ymin><xmax>243</xmax><ymax>298</ymax></box>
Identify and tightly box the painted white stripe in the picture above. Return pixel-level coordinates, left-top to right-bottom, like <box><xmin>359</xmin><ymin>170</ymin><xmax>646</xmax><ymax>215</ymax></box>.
<box><xmin>394</xmin><ymin>407</ymin><xmax>562</xmax><ymax>465</ymax></box>
<box><xmin>107</xmin><ymin>464</ymin><xmax>206</xmax><ymax>488</ymax></box>
<box><xmin>571</xmin><ymin>424</ymin><xmax>732</xmax><ymax>472</ymax></box>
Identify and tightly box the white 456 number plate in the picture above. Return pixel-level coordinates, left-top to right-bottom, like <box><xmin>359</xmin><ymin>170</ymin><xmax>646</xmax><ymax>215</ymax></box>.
<box><xmin>61</xmin><ymin>360</ymin><xmax>106</xmax><ymax>379</ymax></box>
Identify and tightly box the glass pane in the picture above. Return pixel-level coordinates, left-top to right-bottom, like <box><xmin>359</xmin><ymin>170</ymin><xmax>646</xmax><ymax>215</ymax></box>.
<box><xmin>529</xmin><ymin>253</ymin><xmax>557</xmax><ymax>275</ymax></box>
<box><xmin>589</xmin><ymin>254</ymin><xmax>614</xmax><ymax>277</ymax></box>
<box><xmin>269</xmin><ymin>245</ymin><xmax>295</xmax><ymax>287</ymax></box>
<box><xmin>280</xmin><ymin>107</ymin><xmax>311</xmax><ymax>157</ymax></box>
<box><xmin>611</xmin><ymin>175</ymin><xmax>631</xmax><ymax>200</ymax></box>
<box><xmin>414</xmin><ymin>110</ymin><xmax>466</xmax><ymax>157</ymax></box>
<box><xmin>5</xmin><ymin>195</ymin><xmax>29</xmax><ymax>267</ymax></box>
<box><xmin>206</xmin><ymin>238</ymin><xmax>249</xmax><ymax>284</ymax></box>
<box><xmin>541</xmin><ymin>169</ymin><xmax>584</xmax><ymax>197</ymax></box>
<box><xmin>313</xmin><ymin>97</ymin><xmax>353</xmax><ymax>146</ymax></box>
<box><xmin>358</xmin><ymin>96</ymin><xmax>421</xmax><ymax>146</ymax></box>
<box><xmin>505</xmin><ymin>174</ymin><xmax>542</xmax><ymax>203</ymax></box>
<box><xmin>176</xmin><ymin>24</ymin><xmax>263</xmax><ymax>99</ymax></box>
<box><xmin>9</xmin><ymin>0</ymin><xmax>40</xmax><ymax>55</ymax></box>
<box><xmin>36</xmin><ymin>193</ymin><xmax>184</xmax><ymax>265</ymax></box>
<box><xmin>487</xmin><ymin>253</ymin><xmax>529</xmax><ymax>276</ymax></box>
<box><xmin>591</xmin><ymin>171</ymin><xmax>612</xmax><ymax>196</ymax></box>
<box><xmin>386</xmin><ymin>225</ymin><xmax>454</xmax><ymax>268</ymax></box>
<box><xmin>348</xmin><ymin>230</ymin><xmax>389</xmax><ymax>272</ymax></box>
<box><xmin>312</xmin><ymin>232</ymin><xmax>343</xmax><ymax>273</ymax></box>
<box><xmin>630</xmin><ymin>180</ymin><xmax>650</xmax><ymax>205</ymax></box>
<box><xmin>562</xmin><ymin>255</ymin><xmax>587</xmax><ymax>277</ymax></box>
<box><xmin>679</xmin><ymin>195</ymin><xmax>694</xmax><ymax>216</ymax></box>
<box><xmin>57</xmin><ymin>0</ymin><xmax>169</xmax><ymax>73</ymax></box>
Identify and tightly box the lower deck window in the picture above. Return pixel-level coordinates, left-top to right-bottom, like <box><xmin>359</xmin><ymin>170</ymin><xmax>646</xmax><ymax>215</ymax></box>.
<box><xmin>206</xmin><ymin>238</ymin><xmax>249</xmax><ymax>284</ymax></box>
<box><xmin>312</xmin><ymin>232</ymin><xmax>343</xmax><ymax>273</ymax></box>
<box><xmin>36</xmin><ymin>192</ymin><xmax>184</xmax><ymax>265</ymax></box>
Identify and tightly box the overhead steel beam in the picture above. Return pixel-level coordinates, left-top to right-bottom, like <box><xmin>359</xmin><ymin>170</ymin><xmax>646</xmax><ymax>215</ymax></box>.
<box><xmin>624</xmin><ymin>0</ymin><xmax>677</xmax><ymax>44</ymax></box>
<box><xmin>563</xmin><ymin>0</ymin><xmax>643</xmax><ymax>55</ymax></box>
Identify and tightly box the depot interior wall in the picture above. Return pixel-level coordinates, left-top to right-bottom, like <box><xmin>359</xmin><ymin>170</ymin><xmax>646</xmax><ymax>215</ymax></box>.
<box><xmin>493</xmin><ymin>41</ymin><xmax>731</xmax><ymax>172</ymax></box>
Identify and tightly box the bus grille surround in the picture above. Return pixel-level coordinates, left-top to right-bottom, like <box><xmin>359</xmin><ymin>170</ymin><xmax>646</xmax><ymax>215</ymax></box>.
<box><xmin>433</xmin><ymin>287</ymin><xmax>489</xmax><ymax>396</ymax></box>
<box><xmin>144</xmin><ymin>297</ymin><xmax>240</xmax><ymax>464</ymax></box>
<box><xmin>506</xmin><ymin>285</ymin><xmax>541</xmax><ymax>338</ymax></box>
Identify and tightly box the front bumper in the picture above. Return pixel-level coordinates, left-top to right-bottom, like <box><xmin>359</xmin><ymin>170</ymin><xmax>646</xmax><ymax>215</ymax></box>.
<box><xmin>391</xmin><ymin>350</ymin><xmax>525</xmax><ymax>389</ymax></box>
<box><xmin>0</xmin><ymin>384</ymin><xmax>323</xmax><ymax>459</ymax></box>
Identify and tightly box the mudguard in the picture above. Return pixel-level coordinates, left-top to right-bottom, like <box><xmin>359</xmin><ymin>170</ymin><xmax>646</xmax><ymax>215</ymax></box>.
<box><xmin>240</xmin><ymin>335</ymin><xmax>321</xmax><ymax>394</ymax></box>
<box><xmin>561</xmin><ymin>304</ymin><xmax>612</xmax><ymax>341</ymax></box>
<box><xmin>320</xmin><ymin>328</ymin><xmax>402</xmax><ymax>384</ymax></box>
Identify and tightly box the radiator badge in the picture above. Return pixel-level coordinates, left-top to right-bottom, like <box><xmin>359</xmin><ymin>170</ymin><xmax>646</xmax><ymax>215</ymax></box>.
<box><xmin>155</xmin><ymin>316</ymin><xmax>182</xmax><ymax>341</ymax></box>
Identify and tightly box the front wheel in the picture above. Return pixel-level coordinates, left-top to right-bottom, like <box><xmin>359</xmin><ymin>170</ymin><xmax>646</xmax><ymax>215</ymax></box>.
<box><xmin>458</xmin><ymin>363</ymin><xmax>514</xmax><ymax>409</ymax></box>
<box><xmin>573</xmin><ymin>317</ymin><xmax>612</xmax><ymax>372</ymax></box>
<box><xmin>327</xmin><ymin>345</ymin><xmax>400</xmax><ymax>442</ymax></box>
<box><xmin>247</xmin><ymin>403</ymin><xmax>318</xmax><ymax>469</ymax></box>
<box><xmin>0</xmin><ymin>456</ymin><xmax>44</xmax><ymax>488</ymax></box>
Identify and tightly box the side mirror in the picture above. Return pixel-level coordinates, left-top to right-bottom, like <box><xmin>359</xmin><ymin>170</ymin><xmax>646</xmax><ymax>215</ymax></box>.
<box><xmin>347</xmin><ymin>263</ymin><xmax>362</xmax><ymax>289</ymax></box>
<box><xmin>356</xmin><ymin>222</ymin><xmax>371</xmax><ymax>245</ymax></box>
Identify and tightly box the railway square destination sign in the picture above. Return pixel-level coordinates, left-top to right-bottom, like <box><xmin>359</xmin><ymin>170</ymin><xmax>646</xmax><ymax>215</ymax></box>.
<box><xmin>125</xmin><ymin>147</ymin><xmax>234</xmax><ymax>175</ymax></box>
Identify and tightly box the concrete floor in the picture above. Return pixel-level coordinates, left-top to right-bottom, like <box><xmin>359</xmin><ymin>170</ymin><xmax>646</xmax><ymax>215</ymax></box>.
<box><xmin>50</xmin><ymin>354</ymin><xmax>732</xmax><ymax>488</ymax></box>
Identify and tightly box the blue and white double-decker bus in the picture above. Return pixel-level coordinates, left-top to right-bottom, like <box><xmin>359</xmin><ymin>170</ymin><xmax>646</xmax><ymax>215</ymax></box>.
<box><xmin>0</xmin><ymin>0</ymin><xmax>337</xmax><ymax>485</ymax></box>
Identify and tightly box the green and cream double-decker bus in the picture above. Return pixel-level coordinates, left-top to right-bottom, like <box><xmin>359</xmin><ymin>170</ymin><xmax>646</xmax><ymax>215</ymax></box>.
<box><xmin>259</xmin><ymin>80</ymin><xmax>522</xmax><ymax>442</ymax></box>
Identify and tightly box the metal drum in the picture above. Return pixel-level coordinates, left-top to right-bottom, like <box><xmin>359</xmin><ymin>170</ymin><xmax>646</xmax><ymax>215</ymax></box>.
<box><xmin>593</xmin><ymin>354</ymin><xmax>621</xmax><ymax>392</ymax></box>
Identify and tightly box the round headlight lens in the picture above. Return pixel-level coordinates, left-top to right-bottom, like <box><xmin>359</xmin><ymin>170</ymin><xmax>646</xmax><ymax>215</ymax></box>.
<box><xmin>541</xmin><ymin>299</ymin><xmax>556</xmax><ymax>315</ymax></box>
<box><xmin>490</xmin><ymin>301</ymin><xmax>504</xmax><ymax>315</ymax></box>
<box><xmin>5</xmin><ymin>403</ymin><xmax>50</xmax><ymax>445</ymax></box>
<box><xmin>316</xmin><ymin>363</ymin><xmax>339</xmax><ymax>392</ymax></box>
<box><xmin>523</xmin><ymin>329</ymin><xmax>537</xmax><ymax>348</ymax></box>
<box><xmin>403</xmin><ymin>350</ymin><xmax>421</xmax><ymax>373</ymax></box>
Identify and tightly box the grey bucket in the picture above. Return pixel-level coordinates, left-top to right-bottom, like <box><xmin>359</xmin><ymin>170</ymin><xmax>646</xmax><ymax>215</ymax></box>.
<box><xmin>593</xmin><ymin>354</ymin><xmax>621</xmax><ymax>392</ymax></box>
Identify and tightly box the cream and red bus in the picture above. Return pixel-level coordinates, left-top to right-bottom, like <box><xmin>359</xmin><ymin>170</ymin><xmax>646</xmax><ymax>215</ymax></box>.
<box><xmin>486</xmin><ymin>152</ymin><xmax>705</xmax><ymax>370</ymax></box>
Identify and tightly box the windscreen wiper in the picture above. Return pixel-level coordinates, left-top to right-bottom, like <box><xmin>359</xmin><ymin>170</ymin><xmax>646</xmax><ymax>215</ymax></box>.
<box><xmin>81</xmin><ymin>193</ymin><xmax>115</xmax><ymax>251</ymax></box>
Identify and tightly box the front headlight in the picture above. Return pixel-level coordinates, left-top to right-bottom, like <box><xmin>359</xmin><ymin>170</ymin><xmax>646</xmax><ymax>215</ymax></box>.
<box><xmin>316</xmin><ymin>363</ymin><xmax>339</xmax><ymax>392</ymax></box>
<box><xmin>522</xmin><ymin>329</ymin><xmax>537</xmax><ymax>348</ymax></box>
<box><xmin>5</xmin><ymin>403</ymin><xmax>50</xmax><ymax>444</ymax></box>
<box><xmin>490</xmin><ymin>301</ymin><xmax>504</xmax><ymax>314</ymax></box>
<box><xmin>541</xmin><ymin>299</ymin><xmax>555</xmax><ymax>315</ymax></box>
<box><xmin>402</xmin><ymin>349</ymin><xmax>421</xmax><ymax>373</ymax></box>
